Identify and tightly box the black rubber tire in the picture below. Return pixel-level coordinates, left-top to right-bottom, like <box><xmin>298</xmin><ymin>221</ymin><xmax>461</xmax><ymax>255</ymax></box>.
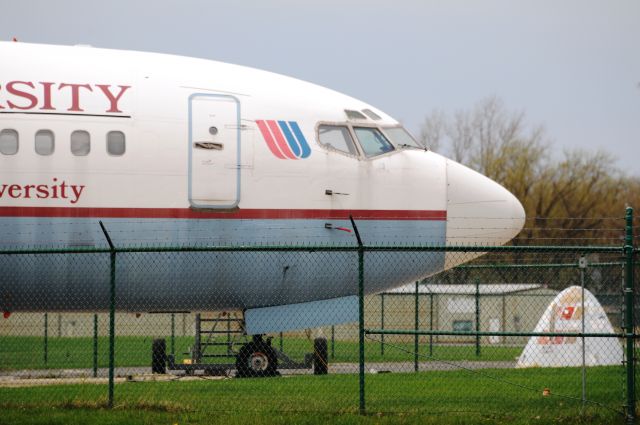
<box><xmin>235</xmin><ymin>341</ymin><xmax>278</xmax><ymax>378</ymax></box>
<box><xmin>151</xmin><ymin>338</ymin><xmax>166</xmax><ymax>374</ymax></box>
<box><xmin>313</xmin><ymin>337</ymin><xmax>328</xmax><ymax>375</ymax></box>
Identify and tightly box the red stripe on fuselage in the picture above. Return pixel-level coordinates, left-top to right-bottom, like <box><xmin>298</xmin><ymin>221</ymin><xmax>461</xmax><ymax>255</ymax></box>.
<box><xmin>266</xmin><ymin>120</ymin><xmax>297</xmax><ymax>159</ymax></box>
<box><xmin>0</xmin><ymin>207</ymin><xmax>447</xmax><ymax>220</ymax></box>
<box><xmin>256</xmin><ymin>120</ymin><xmax>287</xmax><ymax>159</ymax></box>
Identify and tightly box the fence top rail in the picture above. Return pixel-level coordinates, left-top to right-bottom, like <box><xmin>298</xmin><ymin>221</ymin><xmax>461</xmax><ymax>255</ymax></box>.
<box><xmin>0</xmin><ymin>243</ymin><xmax>626</xmax><ymax>255</ymax></box>
<box><xmin>364</xmin><ymin>329</ymin><xmax>626</xmax><ymax>338</ymax></box>
<box><xmin>457</xmin><ymin>261</ymin><xmax>626</xmax><ymax>269</ymax></box>
<box><xmin>362</xmin><ymin>245</ymin><xmax>623</xmax><ymax>253</ymax></box>
<box><xmin>378</xmin><ymin>292</ymin><xmax>623</xmax><ymax>297</ymax></box>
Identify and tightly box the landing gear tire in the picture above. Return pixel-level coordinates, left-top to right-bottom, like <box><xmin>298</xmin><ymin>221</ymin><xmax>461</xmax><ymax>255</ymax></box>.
<box><xmin>235</xmin><ymin>337</ymin><xmax>279</xmax><ymax>378</ymax></box>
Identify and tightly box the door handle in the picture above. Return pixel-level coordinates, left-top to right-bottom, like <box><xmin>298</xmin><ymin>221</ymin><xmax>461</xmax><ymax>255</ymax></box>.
<box><xmin>194</xmin><ymin>142</ymin><xmax>224</xmax><ymax>150</ymax></box>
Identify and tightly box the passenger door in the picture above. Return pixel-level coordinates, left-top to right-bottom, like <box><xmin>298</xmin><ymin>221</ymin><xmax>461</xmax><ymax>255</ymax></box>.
<box><xmin>188</xmin><ymin>94</ymin><xmax>240</xmax><ymax>208</ymax></box>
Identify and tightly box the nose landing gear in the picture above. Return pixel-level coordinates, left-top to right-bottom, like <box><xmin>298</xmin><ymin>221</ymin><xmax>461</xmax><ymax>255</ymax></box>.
<box><xmin>235</xmin><ymin>335</ymin><xmax>279</xmax><ymax>378</ymax></box>
<box><xmin>162</xmin><ymin>312</ymin><xmax>327</xmax><ymax>377</ymax></box>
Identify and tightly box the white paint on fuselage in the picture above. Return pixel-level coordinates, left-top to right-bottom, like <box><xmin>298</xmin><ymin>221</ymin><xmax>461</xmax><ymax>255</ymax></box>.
<box><xmin>0</xmin><ymin>42</ymin><xmax>525</xmax><ymax>314</ymax></box>
<box><xmin>0</xmin><ymin>42</ymin><xmax>446</xmax><ymax>215</ymax></box>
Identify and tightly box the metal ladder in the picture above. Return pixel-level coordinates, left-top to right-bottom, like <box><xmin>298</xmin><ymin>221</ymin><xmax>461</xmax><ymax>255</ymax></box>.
<box><xmin>192</xmin><ymin>311</ymin><xmax>245</xmax><ymax>363</ymax></box>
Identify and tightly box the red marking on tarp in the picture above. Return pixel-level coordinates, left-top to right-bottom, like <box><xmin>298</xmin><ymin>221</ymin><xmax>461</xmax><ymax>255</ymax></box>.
<box><xmin>561</xmin><ymin>306</ymin><xmax>575</xmax><ymax>320</ymax></box>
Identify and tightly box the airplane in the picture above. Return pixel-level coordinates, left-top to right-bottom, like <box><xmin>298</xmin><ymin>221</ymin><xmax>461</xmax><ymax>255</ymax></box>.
<box><xmin>0</xmin><ymin>41</ymin><xmax>525</xmax><ymax>375</ymax></box>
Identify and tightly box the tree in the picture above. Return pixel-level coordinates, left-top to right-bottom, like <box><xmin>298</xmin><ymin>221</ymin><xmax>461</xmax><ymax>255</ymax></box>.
<box><xmin>420</xmin><ymin>96</ymin><xmax>634</xmax><ymax>246</ymax></box>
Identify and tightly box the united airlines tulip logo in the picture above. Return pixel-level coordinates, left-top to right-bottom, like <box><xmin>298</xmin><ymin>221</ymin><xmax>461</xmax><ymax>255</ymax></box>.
<box><xmin>256</xmin><ymin>120</ymin><xmax>311</xmax><ymax>159</ymax></box>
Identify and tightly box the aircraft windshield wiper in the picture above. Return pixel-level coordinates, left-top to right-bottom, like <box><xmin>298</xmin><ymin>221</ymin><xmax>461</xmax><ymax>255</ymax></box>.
<box><xmin>398</xmin><ymin>143</ymin><xmax>427</xmax><ymax>151</ymax></box>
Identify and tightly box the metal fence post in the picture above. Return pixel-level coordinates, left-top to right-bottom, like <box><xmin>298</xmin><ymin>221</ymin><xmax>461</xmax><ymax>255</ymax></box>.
<box><xmin>170</xmin><ymin>313</ymin><xmax>175</xmax><ymax>358</ymax></box>
<box><xmin>624</xmin><ymin>207</ymin><xmax>635</xmax><ymax>423</ymax></box>
<box><xmin>194</xmin><ymin>313</ymin><xmax>201</xmax><ymax>363</ymax></box>
<box><xmin>43</xmin><ymin>313</ymin><xmax>48</xmax><ymax>366</ymax></box>
<box><xmin>501</xmin><ymin>294</ymin><xmax>506</xmax><ymax>344</ymax></box>
<box><xmin>350</xmin><ymin>216</ymin><xmax>365</xmax><ymax>415</ymax></box>
<box><xmin>475</xmin><ymin>278</ymin><xmax>481</xmax><ymax>357</ymax></box>
<box><xmin>100</xmin><ymin>221</ymin><xmax>116</xmax><ymax>409</ymax></box>
<box><xmin>331</xmin><ymin>325</ymin><xmax>335</xmax><ymax>359</ymax></box>
<box><xmin>414</xmin><ymin>281</ymin><xmax>419</xmax><ymax>372</ymax></box>
<box><xmin>579</xmin><ymin>256</ymin><xmax>587</xmax><ymax>410</ymax></box>
<box><xmin>228</xmin><ymin>315</ymin><xmax>233</xmax><ymax>353</ymax></box>
<box><xmin>380</xmin><ymin>293</ymin><xmax>385</xmax><ymax>357</ymax></box>
<box><xmin>108</xmin><ymin>249</ymin><xmax>116</xmax><ymax>408</ymax></box>
<box><xmin>429</xmin><ymin>293</ymin><xmax>434</xmax><ymax>357</ymax></box>
<box><xmin>93</xmin><ymin>314</ymin><xmax>98</xmax><ymax>378</ymax></box>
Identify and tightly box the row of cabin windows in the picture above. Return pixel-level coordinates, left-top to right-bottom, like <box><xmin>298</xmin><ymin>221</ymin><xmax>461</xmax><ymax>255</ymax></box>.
<box><xmin>0</xmin><ymin>129</ymin><xmax>126</xmax><ymax>156</ymax></box>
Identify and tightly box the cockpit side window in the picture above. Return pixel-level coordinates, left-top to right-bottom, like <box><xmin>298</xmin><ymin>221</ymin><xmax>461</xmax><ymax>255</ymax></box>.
<box><xmin>353</xmin><ymin>127</ymin><xmax>395</xmax><ymax>158</ymax></box>
<box><xmin>318</xmin><ymin>125</ymin><xmax>358</xmax><ymax>156</ymax></box>
<box><xmin>383</xmin><ymin>126</ymin><xmax>424</xmax><ymax>149</ymax></box>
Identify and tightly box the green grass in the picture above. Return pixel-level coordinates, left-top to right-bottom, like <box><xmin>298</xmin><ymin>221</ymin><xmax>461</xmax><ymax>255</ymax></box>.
<box><xmin>0</xmin><ymin>336</ymin><xmax>521</xmax><ymax>371</ymax></box>
<box><xmin>0</xmin><ymin>366</ymin><xmax>627</xmax><ymax>424</ymax></box>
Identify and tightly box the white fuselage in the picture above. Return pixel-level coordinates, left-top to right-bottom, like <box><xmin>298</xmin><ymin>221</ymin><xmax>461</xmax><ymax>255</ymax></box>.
<box><xmin>0</xmin><ymin>42</ymin><xmax>525</xmax><ymax>313</ymax></box>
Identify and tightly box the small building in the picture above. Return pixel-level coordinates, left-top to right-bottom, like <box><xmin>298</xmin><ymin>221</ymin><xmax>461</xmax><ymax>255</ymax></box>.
<box><xmin>378</xmin><ymin>283</ymin><xmax>558</xmax><ymax>344</ymax></box>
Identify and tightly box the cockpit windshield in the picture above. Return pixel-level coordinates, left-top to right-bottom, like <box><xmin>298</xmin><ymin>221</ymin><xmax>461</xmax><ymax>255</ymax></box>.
<box><xmin>353</xmin><ymin>127</ymin><xmax>395</xmax><ymax>158</ymax></box>
<box><xmin>383</xmin><ymin>127</ymin><xmax>424</xmax><ymax>149</ymax></box>
<box><xmin>315</xmin><ymin>122</ymin><xmax>426</xmax><ymax>159</ymax></box>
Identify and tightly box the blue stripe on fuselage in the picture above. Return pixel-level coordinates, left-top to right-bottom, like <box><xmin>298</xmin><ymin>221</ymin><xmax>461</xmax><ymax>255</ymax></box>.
<box><xmin>289</xmin><ymin>121</ymin><xmax>311</xmax><ymax>159</ymax></box>
<box><xmin>0</xmin><ymin>217</ymin><xmax>446</xmax><ymax>249</ymax></box>
<box><xmin>278</xmin><ymin>121</ymin><xmax>302</xmax><ymax>158</ymax></box>
<box><xmin>0</xmin><ymin>217</ymin><xmax>447</xmax><ymax>312</ymax></box>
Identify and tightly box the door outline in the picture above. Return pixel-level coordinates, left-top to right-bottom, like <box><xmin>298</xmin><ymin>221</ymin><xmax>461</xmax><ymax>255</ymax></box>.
<box><xmin>188</xmin><ymin>93</ymin><xmax>241</xmax><ymax>209</ymax></box>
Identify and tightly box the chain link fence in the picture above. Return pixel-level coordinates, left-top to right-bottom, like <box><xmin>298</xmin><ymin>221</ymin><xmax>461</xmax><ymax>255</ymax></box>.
<box><xmin>0</xmin><ymin>211</ymin><xmax>637</xmax><ymax>423</ymax></box>
<box><xmin>364</xmin><ymin>249</ymin><xmax>628</xmax><ymax>417</ymax></box>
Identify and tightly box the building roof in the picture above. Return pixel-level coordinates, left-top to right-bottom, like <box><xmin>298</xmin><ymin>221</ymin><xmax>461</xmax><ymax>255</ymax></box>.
<box><xmin>382</xmin><ymin>283</ymin><xmax>545</xmax><ymax>295</ymax></box>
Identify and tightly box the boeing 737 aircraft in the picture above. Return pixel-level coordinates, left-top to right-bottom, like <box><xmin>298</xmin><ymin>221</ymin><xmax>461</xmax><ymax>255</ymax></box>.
<box><xmin>0</xmin><ymin>42</ymin><xmax>525</xmax><ymax>371</ymax></box>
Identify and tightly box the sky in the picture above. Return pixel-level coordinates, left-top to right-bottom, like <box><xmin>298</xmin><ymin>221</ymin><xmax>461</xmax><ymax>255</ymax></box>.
<box><xmin>1</xmin><ymin>0</ymin><xmax>639</xmax><ymax>175</ymax></box>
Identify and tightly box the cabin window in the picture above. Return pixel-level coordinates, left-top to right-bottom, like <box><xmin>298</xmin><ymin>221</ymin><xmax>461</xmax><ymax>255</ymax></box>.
<box><xmin>353</xmin><ymin>127</ymin><xmax>395</xmax><ymax>157</ymax></box>
<box><xmin>0</xmin><ymin>129</ymin><xmax>19</xmax><ymax>155</ymax></box>
<box><xmin>318</xmin><ymin>125</ymin><xmax>358</xmax><ymax>156</ymax></box>
<box><xmin>107</xmin><ymin>131</ymin><xmax>125</xmax><ymax>156</ymax></box>
<box><xmin>70</xmin><ymin>130</ymin><xmax>91</xmax><ymax>156</ymax></box>
<box><xmin>35</xmin><ymin>130</ymin><xmax>55</xmax><ymax>156</ymax></box>
<box><xmin>383</xmin><ymin>126</ymin><xmax>424</xmax><ymax>149</ymax></box>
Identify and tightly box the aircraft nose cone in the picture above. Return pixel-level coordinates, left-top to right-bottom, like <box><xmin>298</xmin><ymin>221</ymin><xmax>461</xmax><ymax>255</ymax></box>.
<box><xmin>445</xmin><ymin>159</ymin><xmax>525</xmax><ymax>249</ymax></box>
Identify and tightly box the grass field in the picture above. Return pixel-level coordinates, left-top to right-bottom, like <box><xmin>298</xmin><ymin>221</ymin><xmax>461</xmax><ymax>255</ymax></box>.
<box><xmin>0</xmin><ymin>336</ymin><xmax>522</xmax><ymax>370</ymax></box>
<box><xmin>0</xmin><ymin>366</ymin><xmax>627</xmax><ymax>424</ymax></box>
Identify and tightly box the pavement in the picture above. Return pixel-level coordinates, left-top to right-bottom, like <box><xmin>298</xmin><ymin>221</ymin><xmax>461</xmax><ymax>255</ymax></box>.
<box><xmin>0</xmin><ymin>360</ymin><xmax>517</xmax><ymax>387</ymax></box>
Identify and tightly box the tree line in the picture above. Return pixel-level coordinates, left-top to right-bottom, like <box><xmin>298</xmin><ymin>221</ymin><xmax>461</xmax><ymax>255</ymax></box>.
<box><xmin>419</xmin><ymin>97</ymin><xmax>639</xmax><ymax>245</ymax></box>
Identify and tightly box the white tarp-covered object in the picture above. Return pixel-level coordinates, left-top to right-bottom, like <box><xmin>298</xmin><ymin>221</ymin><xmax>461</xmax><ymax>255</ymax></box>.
<box><xmin>517</xmin><ymin>285</ymin><xmax>622</xmax><ymax>368</ymax></box>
